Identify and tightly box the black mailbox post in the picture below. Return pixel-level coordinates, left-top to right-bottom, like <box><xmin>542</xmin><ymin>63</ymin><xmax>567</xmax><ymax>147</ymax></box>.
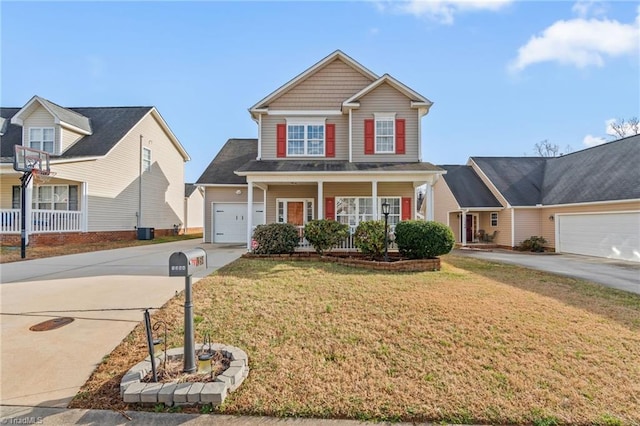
<box><xmin>168</xmin><ymin>248</ymin><xmax>207</xmax><ymax>373</ymax></box>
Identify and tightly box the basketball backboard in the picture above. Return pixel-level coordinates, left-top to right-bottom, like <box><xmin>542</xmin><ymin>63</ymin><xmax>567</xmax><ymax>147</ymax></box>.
<box><xmin>13</xmin><ymin>145</ymin><xmax>50</xmax><ymax>173</ymax></box>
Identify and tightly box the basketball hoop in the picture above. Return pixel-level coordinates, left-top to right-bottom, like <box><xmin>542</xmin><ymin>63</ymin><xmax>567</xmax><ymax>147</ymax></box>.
<box><xmin>32</xmin><ymin>169</ymin><xmax>56</xmax><ymax>184</ymax></box>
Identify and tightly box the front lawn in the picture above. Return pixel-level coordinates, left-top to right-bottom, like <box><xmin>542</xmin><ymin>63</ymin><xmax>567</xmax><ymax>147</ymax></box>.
<box><xmin>70</xmin><ymin>255</ymin><xmax>640</xmax><ymax>424</ymax></box>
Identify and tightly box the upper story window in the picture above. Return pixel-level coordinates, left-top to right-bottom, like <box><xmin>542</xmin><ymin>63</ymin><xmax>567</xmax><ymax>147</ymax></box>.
<box><xmin>287</xmin><ymin>122</ymin><xmax>325</xmax><ymax>157</ymax></box>
<box><xmin>375</xmin><ymin>113</ymin><xmax>395</xmax><ymax>154</ymax></box>
<box><xmin>490</xmin><ymin>212</ymin><xmax>498</xmax><ymax>227</ymax></box>
<box><xmin>29</xmin><ymin>128</ymin><xmax>54</xmax><ymax>153</ymax></box>
<box><xmin>142</xmin><ymin>147</ymin><xmax>151</xmax><ymax>172</ymax></box>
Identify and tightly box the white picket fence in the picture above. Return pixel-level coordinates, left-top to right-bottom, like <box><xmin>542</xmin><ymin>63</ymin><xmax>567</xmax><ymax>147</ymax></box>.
<box><xmin>0</xmin><ymin>209</ymin><xmax>83</xmax><ymax>234</ymax></box>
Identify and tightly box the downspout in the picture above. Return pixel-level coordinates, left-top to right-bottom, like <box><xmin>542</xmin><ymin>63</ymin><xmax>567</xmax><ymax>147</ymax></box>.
<box><xmin>138</xmin><ymin>134</ymin><xmax>143</xmax><ymax>229</ymax></box>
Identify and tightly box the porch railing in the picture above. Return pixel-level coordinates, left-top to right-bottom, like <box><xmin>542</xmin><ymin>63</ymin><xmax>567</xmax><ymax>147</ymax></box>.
<box><xmin>0</xmin><ymin>209</ymin><xmax>83</xmax><ymax>234</ymax></box>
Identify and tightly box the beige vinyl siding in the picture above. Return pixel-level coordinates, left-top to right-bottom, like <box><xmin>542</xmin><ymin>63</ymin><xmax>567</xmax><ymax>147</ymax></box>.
<box><xmin>261</xmin><ymin>115</ymin><xmax>349</xmax><ymax>161</ymax></box>
<box><xmin>185</xmin><ymin>190</ymin><xmax>204</xmax><ymax>231</ymax></box>
<box><xmin>514</xmin><ymin>209</ymin><xmax>542</xmax><ymax>245</ymax></box>
<box><xmin>60</xmin><ymin>127</ymin><xmax>84</xmax><ymax>153</ymax></box>
<box><xmin>203</xmin><ymin>186</ymin><xmax>264</xmax><ymax>243</ymax></box>
<box><xmin>269</xmin><ymin>58</ymin><xmax>374</xmax><ymax>110</ymax></box>
<box><xmin>433</xmin><ymin>179</ymin><xmax>460</xmax><ymax>225</ymax></box>
<box><xmin>352</xmin><ymin>83</ymin><xmax>419</xmax><ymax>162</ymax></box>
<box><xmin>22</xmin><ymin>105</ymin><xmax>58</xmax><ymax>154</ymax></box>
<box><xmin>51</xmin><ymin>113</ymin><xmax>186</xmax><ymax>232</ymax></box>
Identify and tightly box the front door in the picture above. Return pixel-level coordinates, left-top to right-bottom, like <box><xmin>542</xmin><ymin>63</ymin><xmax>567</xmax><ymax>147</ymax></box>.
<box><xmin>466</xmin><ymin>214</ymin><xmax>474</xmax><ymax>242</ymax></box>
<box><xmin>287</xmin><ymin>202</ymin><xmax>304</xmax><ymax>227</ymax></box>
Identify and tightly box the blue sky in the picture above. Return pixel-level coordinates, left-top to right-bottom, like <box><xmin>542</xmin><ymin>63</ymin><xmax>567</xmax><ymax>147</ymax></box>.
<box><xmin>2</xmin><ymin>1</ymin><xmax>638</xmax><ymax>183</ymax></box>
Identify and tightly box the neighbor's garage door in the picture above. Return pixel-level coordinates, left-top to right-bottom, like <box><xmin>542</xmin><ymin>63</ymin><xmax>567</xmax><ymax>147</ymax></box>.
<box><xmin>557</xmin><ymin>212</ymin><xmax>640</xmax><ymax>262</ymax></box>
<box><xmin>212</xmin><ymin>203</ymin><xmax>265</xmax><ymax>243</ymax></box>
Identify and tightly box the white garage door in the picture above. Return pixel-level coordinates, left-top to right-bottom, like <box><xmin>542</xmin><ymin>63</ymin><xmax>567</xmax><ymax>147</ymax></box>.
<box><xmin>557</xmin><ymin>212</ymin><xmax>640</xmax><ymax>262</ymax></box>
<box><xmin>212</xmin><ymin>203</ymin><xmax>265</xmax><ymax>243</ymax></box>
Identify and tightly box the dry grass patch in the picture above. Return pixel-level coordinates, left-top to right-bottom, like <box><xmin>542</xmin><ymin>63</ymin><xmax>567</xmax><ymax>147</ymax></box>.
<box><xmin>71</xmin><ymin>255</ymin><xmax>640</xmax><ymax>424</ymax></box>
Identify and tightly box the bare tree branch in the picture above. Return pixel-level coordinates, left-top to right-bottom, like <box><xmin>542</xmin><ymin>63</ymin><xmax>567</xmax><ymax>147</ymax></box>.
<box><xmin>533</xmin><ymin>140</ymin><xmax>560</xmax><ymax>157</ymax></box>
<box><xmin>609</xmin><ymin>117</ymin><xmax>640</xmax><ymax>139</ymax></box>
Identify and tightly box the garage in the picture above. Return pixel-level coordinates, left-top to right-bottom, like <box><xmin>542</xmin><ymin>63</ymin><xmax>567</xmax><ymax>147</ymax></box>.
<box><xmin>212</xmin><ymin>203</ymin><xmax>265</xmax><ymax>243</ymax></box>
<box><xmin>556</xmin><ymin>212</ymin><xmax>640</xmax><ymax>262</ymax></box>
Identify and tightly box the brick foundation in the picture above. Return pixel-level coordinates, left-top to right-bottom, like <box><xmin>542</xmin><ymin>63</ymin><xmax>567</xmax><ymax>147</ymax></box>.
<box><xmin>0</xmin><ymin>229</ymin><xmax>178</xmax><ymax>247</ymax></box>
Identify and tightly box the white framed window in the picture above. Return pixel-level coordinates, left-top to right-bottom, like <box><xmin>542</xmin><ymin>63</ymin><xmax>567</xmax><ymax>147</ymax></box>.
<box><xmin>276</xmin><ymin>198</ymin><xmax>314</xmax><ymax>225</ymax></box>
<box><xmin>142</xmin><ymin>147</ymin><xmax>151</xmax><ymax>172</ymax></box>
<box><xmin>286</xmin><ymin>118</ymin><xmax>325</xmax><ymax>157</ymax></box>
<box><xmin>379</xmin><ymin>197</ymin><xmax>401</xmax><ymax>227</ymax></box>
<box><xmin>374</xmin><ymin>113</ymin><xmax>395</xmax><ymax>153</ymax></box>
<box><xmin>336</xmin><ymin>196</ymin><xmax>402</xmax><ymax>230</ymax></box>
<box><xmin>32</xmin><ymin>185</ymin><xmax>78</xmax><ymax>211</ymax></box>
<box><xmin>490</xmin><ymin>212</ymin><xmax>498</xmax><ymax>227</ymax></box>
<box><xmin>29</xmin><ymin>127</ymin><xmax>55</xmax><ymax>153</ymax></box>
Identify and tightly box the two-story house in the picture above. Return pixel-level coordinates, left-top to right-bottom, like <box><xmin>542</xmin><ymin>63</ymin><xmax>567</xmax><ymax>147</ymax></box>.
<box><xmin>0</xmin><ymin>95</ymin><xmax>196</xmax><ymax>246</ymax></box>
<box><xmin>197</xmin><ymin>51</ymin><xmax>444</xmax><ymax>248</ymax></box>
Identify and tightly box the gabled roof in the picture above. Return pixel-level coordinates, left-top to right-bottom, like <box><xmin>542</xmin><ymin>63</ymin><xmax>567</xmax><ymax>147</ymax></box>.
<box><xmin>1</xmin><ymin>103</ymin><xmax>189</xmax><ymax>162</ymax></box>
<box><xmin>196</xmin><ymin>139</ymin><xmax>258</xmax><ymax>185</ymax></box>
<box><xmin>470</xmin><ymin>157</ymin><xmax>547</xmax><ymax>206</ymax></box>
<box><xmin>11</xmin><ymin>96</ymin><xmax>92</xmax><ymax>135</ymax></box>
<box><xmin>342</xmin><ymin>74</ymin><xmax>432</xmax><ymax>110</ymax></box>
<box><xmin>439</xmin><ymin>165</ymin><xmax>502</xmax><ymax>208</ymax></box>
<box><xmin>249</xmin><ymin>50</ymin><xmax>379</xmax><ymax>117</ymax></box>
<box><xmin>542</xmin><ymin>134</ymin><xmax>640</xmax><ymax>204</ymax></box>
<box><xmin>235</xmin><ymin>160</ymin><xmax>442</xmax><ymax>174</ymax></box>
<box><xmin>185</xmin><ymin>183</ymin><xmax>199</xmax><ymax>197</ymax></box>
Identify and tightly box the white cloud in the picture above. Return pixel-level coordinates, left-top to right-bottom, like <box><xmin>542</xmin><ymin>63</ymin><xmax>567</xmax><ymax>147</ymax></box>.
<box><xmin>605</xmin><ymin>117</ymin><xmax>639</xmax><ymax>137</ymax></box>
<box><xmin>583</xmin><ymin>134</ymin><xmax>607</xmax><ymax>147</ymax></box>
<box><xmin>377</xmin><ymin>0</ymin><xmax>513</xmax><ymax>24</ymax></box>
<box><xmin>509</xmin><ymin>6</ymin><xmax>639</xmax><ymax>72</ymax></box>
<box><xmin>572</xmin><ymin>0</ymin><xmax>608</xmax><ymax>18</ymax></box>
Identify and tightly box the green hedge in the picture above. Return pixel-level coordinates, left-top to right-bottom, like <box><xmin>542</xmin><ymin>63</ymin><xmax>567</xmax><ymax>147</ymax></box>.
<box><xmin>252</xmin><ymin>223</ymin><xmax>300</xmax><ymax>254</ymax></box>
<box><xmin>394</xmin><ymin>220</ymin><xmax>455</xmax><ymax>259</ymax></box>
<box><xmin>303</xmin><ymin>219</ymin><xmax>350</xmax><ymax>255</ymax></box>
<box><xmin>354</xmin><ymin>220</ymin><xmax>387</xmax><ymax>258</ymax></box>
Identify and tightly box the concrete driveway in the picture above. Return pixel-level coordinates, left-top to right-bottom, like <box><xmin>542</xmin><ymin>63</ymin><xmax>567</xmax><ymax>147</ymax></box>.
<box><xmin>454</xmin><ymin>249</ymin><xmax>640</xmax><ymax>294</ymax></box>
<box><xmin>0</xmin><ymin>241</ymin><xmax>246</xmax><ymax>408</ymax></box>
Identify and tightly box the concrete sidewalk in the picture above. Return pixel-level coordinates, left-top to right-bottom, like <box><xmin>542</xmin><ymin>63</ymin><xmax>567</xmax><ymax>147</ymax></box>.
<box><xmin>0</xmin><ymin>406</ymin><xmax>432</xmax><ymax>426</ymax></box>
<box><xmin>0</xmin><ymin>241</ymin><xmax>246</xmax><ymax>408</ymax></box>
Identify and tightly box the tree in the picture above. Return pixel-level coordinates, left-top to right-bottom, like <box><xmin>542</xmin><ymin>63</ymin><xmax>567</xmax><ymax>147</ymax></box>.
<box><xmin>533</xmin><ymin>140</ymin><xmax>559</xmax><ymax>157</ymax></box>
<box><xmin>609</xmin><ymin>117</ymin><xmax>639</xmax><ymax>139</ymax></box>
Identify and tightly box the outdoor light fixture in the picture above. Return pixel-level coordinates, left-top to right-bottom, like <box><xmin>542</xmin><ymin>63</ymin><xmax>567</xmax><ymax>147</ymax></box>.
<box><xmin>235</xmin><ymin>189</ymin><xmax>242</xmax><ymax>195</ymax></box>
<box><xmin>197</xmin><ymin>353</ymin><xmax>213</xmax><ymax>374</ymax></box>
<box><xmin>382</xmin><ymin>202</ymin><xmax>390</xmax><ymax>262</ymax></box>
<box><xmin>549</xmin><ymin>215</ymin><xmax>554</xmax><ymax>221</ymax></box>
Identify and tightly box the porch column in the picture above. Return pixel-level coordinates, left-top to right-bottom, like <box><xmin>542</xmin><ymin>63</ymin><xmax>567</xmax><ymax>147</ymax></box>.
<box><xmin>25</xmin><ymin>178</ymin><xmax>33</xmax><ymax>245</ymax></box>
<box><xmin>81</xmin><ymin>182</ymin><xmax>89</xmax><ymax>232</ymax></box>
<box><xmin>461</xmin><ymin>210</ymin><xmax>468</xmax><ymax>245</ymax></box>
<box><xmin>426</xmin><ymin>183</ymin><xmax>434</xmax><ymax>221</ymax></box>
<box><xmin>372</xmin><ymin>180</ymin><xmax>378</xmax><ymax>219</ymax></box>
<box><xmin>247</xmin><ymin>180</ymin><xmax>254</xmax><ymax>250</ymax></box>
<box><xmin>317</xmin><ymin>180</ymin><xmax>324</xmax><ymax>220</ymax></box>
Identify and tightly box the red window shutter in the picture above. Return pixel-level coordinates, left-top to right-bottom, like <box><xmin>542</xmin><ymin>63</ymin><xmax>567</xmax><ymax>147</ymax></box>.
<box><xmin>395</xmin><ymin>118</ymin><xmax>405</xmax><ymax>154</ymax></box>
<box><xmin>325</xmin><ymin>197</ymin><xmax>335</xmax><ymax>220</ymax></box>
<box><xmin>276</xmin><ymin>124</ymin><xmax>286</xmax><ymax>158</ymax></box>
<box><xmin>401</xmin><ymin>197</ymin><xmax>412</xmax><ymax>220</ymax></box>
<box><xmin>326</xmin><ymin>123</ymin><xmax>335</xmax><ymax>158</ymax></box>
<box><xmin>364</xmin><ymin>119</ymin><xmax>374</xmax><ymax>154</ymax></box>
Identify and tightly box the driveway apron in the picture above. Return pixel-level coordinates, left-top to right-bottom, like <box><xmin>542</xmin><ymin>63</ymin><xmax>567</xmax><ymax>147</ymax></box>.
<box><xmin>0</xmin><ymin>241</ymin><xmax>246</xmax><ymax>407</ymax></box>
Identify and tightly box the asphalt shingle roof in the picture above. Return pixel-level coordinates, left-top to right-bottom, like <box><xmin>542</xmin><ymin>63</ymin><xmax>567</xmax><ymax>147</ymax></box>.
<box><xmin>439</xmin><ymin>165</ymin><xmax>502</xmax><ymax>208</ymax></box>
<box><xmin>196</xmin><ymin>139</ymin><xmax>258</xmax><ymax>185</ymax></box>
<box><xmin>185</xmin><ymin>183</ymin><xmax>198</xmax><ymax>197</ymax></box>
<box><xmin>37</xmin><ymin>97</ymin><xmax>92</xmax><ymax>134</ymax></box>
<box><xmin>470</xmin><ymin>157</ymin><xmax>547</xmax><ymax>206</ymax></box>
<box><xmin>236</xmin><ymin>160</ymin><xmax>442</xmax><ymax>173</ymax></box>
<box><xmin>1</xmin><ymin>106</ymin><xmax>152</xmax><ymax>160</ymax></box>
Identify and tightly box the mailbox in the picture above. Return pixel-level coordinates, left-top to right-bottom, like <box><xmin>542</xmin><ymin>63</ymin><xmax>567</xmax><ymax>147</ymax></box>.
<box><xmin>169</xmin><ymin>248</ymin><xmax>207</xmax><ymax>277</ymax></box>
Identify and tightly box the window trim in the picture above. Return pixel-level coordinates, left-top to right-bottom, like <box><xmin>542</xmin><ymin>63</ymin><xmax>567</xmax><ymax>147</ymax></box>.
<box><xmin>490</xmin><ymin>212</ymin><xmax>498</xmax><ymax>227</ymax></box>
<box><xmin>374</xmin><ymin>113</ymin><xmax>395</xmax><ymax>154</ymax></box>
<box><xmin>285</xmin><ymin>118</ymin><xmax>326</xmax><ymax>157</ymax></box>
<box><xmin>32</xmin><ymin>184</ymin><xmax>79</xmax><ymax>211</ymax></box>
<box><xmin>276</xmin><ymin>198</ymin><xmax>315</xmax><ymax>225</ymax></box>
<box><xmin>28</xmin><ymin>127</ymin><xmax>55</xmax><ymax>154</ymax></box>
<box><xmin>334</xmin><ymin>196</ymin><xmax>402</xmax><ymax>229</ymax></box>
<box><xmin>142</xmin><ymin>147</ymin><xmax>152</xmax><ymax>172</ymax></box>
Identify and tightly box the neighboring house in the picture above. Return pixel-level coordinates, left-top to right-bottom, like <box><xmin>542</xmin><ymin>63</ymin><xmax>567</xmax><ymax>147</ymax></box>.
<box><xmin>0</xmin><ymin>95</ymin><xmax>190</xmax><ymax>245</ymax></box>
<box><xmin>183</xmin><ymin>183</ymin><xmax>204</xmax><ymax>235</ymax></box>
<box><xmin>432</xmin><ymin>135</ymin><xmax>640</xmax><ymax>262</ymax></box>
<box><xmin>197</xmin><ymin>50</ymin><xmax>444</xmax><ymax>247</ymax></box>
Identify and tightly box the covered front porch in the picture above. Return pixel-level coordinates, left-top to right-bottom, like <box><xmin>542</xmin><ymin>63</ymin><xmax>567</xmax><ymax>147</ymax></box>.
<box><xmin>447</xmin><ymin>208</ymin><xmax>503</xmax><ymax>246</ymax></box>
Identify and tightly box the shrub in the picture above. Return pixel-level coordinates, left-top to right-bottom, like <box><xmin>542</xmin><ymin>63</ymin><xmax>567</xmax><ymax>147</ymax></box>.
<box><xmin>517</xmin><ymin>236</ymin><xmax>547</xmax><ymax>252</ymax></box>
<box><xmin>251</xmin><ymin>223</ymin><xmax>299</xmax><ymax>255</ymax></box>
<box><xmin>394</xmin><ymin>220</ymin><xmax>455</xmax><ymax>259</ymax></box>
<box><xmin>354</xmin><ymin>220</ymin><xmax>387</xmax><ymax>258</ymax></box>
<box><xmin>303</xmin><ymin>219</ymin><xmax>350</xmax><ymax>255</ymax></box>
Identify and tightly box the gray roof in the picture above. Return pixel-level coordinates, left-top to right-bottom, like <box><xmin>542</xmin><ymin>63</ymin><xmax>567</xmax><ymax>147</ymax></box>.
<box><xmin>37</xmin><ymin>96</ymin><xmax>92</xmax><ymax>134</ymax></box>
<box><xmin>439</xmin><ymin>165</ymin><xmax>502</xmax><ymax>208</ymax></box>
<box><xmin>196</xmin><ymin>139</ymin><xmax>258</xmax><ymax>185</ymax></box>
<box><xmin>1</xmin><ymin>106</ymin><xmax>152</xmax><ymax>160</ymax></box>
<box><xmin>185</xmin><ymin>183</ymin><xmax>198</xmax><ymax>197</ymax></box>
<box><xmin>542</xmin><ymin>134</ymin><xmax>640</xmax><ymax>204</ymax></box>
<box><xmin>471</xmin><ymin>157</ymin><xmax>547</xmax><ymax>206</ymax></box>
<box><xmin>457</xmin><ymin>135</ymin><xmax>640</xmax><ymax>207</ymax></box>
<box><xmin>236</xmin><ymin>160</ymin><xmax>442</xmax><ymax>173</ymax></box>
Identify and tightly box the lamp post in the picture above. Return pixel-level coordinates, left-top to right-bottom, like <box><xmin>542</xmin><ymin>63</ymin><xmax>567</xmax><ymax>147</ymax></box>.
<box><xmin>381</xmin><ymin>202</ymin><xmax>390</xmax><ymax>262</ymax></box>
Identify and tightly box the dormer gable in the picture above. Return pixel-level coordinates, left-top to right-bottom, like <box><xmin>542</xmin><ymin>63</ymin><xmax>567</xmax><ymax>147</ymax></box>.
<box><xmin>11</xmin><ymin>96</ymin><xmax>92</xmax><ymax>135</ymax></box>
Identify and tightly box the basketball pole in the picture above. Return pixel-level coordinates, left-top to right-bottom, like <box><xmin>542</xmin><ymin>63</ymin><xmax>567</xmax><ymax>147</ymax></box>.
<box><xmin>20</xmin><ymin>171</ymin><xmax>33</xmax><ymax>259</ymax></box>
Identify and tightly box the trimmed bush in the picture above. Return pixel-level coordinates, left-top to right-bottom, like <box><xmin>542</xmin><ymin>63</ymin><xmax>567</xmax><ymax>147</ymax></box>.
<box><xmin>354</xmin><ymin>220</ymin><xmax>387</xmax><ymax>258</ymax></box>
<box><xmin>394</xmin><ymin>220</ymin><xmax>455</xmax><ymax>259</ymax></box>
<box><xmin>517</xmin><ymin>236</ymin><xmax>547</xmax><ymax>252</ymax></box>
<box><xmin>251</xmin><ymin>223</ymin><xmax>300</xmax><ymax>255</ymax></box>
<box><xmin>303</xmin><ymin>219</ymin><xmax>350</xmax><ymax>255</ymax></box>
